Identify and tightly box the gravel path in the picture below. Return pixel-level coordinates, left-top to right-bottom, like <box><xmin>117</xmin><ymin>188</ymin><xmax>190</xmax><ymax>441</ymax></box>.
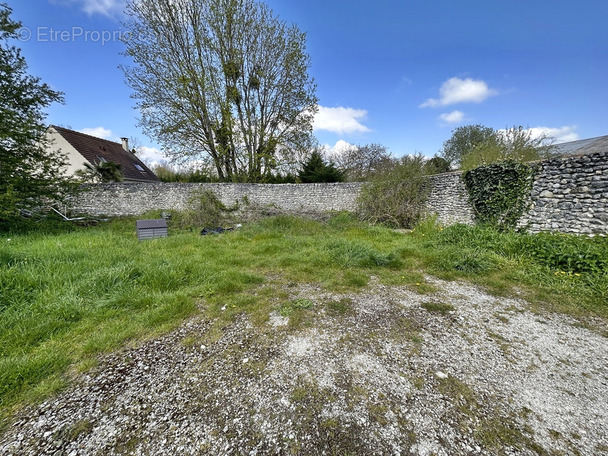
<box><xmin>1</xmin><ymin>278</ymin><xmax>607</xmax><ymax>455</ymax></box>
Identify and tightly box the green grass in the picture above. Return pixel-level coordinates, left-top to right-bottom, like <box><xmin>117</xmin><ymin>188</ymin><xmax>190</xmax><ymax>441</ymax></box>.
<box><xmin>0</xmin><ymin>212</ymin><xmax>606</xmax><ymax>426</ymax></box>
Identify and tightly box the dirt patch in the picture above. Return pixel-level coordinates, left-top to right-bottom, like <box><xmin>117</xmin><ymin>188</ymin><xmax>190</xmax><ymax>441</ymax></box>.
<box><xmin>1</xmin><ymin>278</ymin><xmax>607</xmax><ymax>455</ymax></box>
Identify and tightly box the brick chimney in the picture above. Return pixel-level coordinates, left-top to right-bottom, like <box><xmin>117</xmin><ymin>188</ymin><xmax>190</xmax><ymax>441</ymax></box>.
<box><xmin>121</xmin><ymin>137</ymin><xmax>130</xmax><ymax>152</ymax></box>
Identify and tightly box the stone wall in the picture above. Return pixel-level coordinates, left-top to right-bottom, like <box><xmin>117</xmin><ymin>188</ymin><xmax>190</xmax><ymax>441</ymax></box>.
<box><xmin>71</xmin><ymin>182</ymin><xmax>364</xmax><ymax>218</ymax></box>
<box><xmin>519</xmin><ymin>150</ymin><xmax>608</xmax><ymax>235</ymax></box>
<box><xmin>69</xmin><ymin>150</ymin><xmax>608</xmax><ymax>235</ymax></box>
<box><xmin>426</xmin><ymin>173</ymin><xmax>474</xmax><ymax>225</ymax></box>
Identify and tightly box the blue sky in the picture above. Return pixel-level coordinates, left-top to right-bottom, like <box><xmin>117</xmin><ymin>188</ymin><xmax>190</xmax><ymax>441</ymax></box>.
<box><xmin>9</xmin><ymin>0</ymin><xmax>608</xmax><ymax>164</ymax></box>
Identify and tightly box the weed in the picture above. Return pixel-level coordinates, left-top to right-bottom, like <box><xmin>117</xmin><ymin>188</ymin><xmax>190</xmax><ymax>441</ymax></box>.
<box><xmin>437</xmin><ymin>377</ymin><xmax>547</xmax><ymax>454</ymax></box>
<box><xmin>494</xmin><ymin>313</ymin><xmax>510</xmax><ymax>324</ymax></box>
<box><xmin>421</xmin><ymin>301</ymin><xmax>455</xmax><ymax>315</ymax></box>
<box><xmin>326</xmin><ymin>298</ymin><xmax>353</xmax><ymax>315</ymax></box>
<box><xmin>279</xmin><ymin>298</ymin><xmax>313</xmax><ymax>317</ymax></box>
<box><xmin>63</xmin><ymin>419</ymin><xmax>94</xmax><ymax>441</ymax></box>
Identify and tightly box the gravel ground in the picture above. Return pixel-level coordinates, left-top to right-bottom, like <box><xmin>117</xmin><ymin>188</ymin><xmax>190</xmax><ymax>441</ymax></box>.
<box><xmin>1</xmin><ymin>278</ymin><xmax>607</xmax><ymax>455</ymax></box>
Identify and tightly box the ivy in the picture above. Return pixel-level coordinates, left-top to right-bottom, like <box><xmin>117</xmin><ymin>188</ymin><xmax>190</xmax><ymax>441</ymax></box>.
<box><xmin>463</xmin><ymin>161</ymin><xmax>535</xmax><ymax>230</ymax></box>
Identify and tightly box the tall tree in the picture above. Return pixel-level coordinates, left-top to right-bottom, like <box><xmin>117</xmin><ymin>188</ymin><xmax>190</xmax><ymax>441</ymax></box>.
<box><xmin>460</xmin><ymin>126</ymin><xmax>554</xmax><ymax>171</ymax></box>
<box><xmin>298</xmin><ymin>150</ymin><xmax>344</xmax><ymax>183</ymax></box>
<box><xmin>0</xmin><ymin>3</ymin><xmax>68</xmax><ymax>221</ymax></box>
<box><xmin>121</xmin><ymin>0</ymin><xmax>318</xmax><ymax>182</ymax></box>
<box><xmin>333</xmin><ymin>143</ymin><xmax>395</xmax><ymax>182</ymax></box>
<box><xmin>439</xmin><ymin>124</ymin><xmax>496</xmax><ymax>168</ymax></box>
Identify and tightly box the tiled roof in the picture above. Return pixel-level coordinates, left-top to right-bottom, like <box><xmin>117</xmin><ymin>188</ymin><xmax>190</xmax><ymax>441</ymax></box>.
<box><xmin>52</xmin><ymin>126</ymin><xmax>160</xmax><ymax>182</ymax></box>
<box><xmin>552</xmin><ymin>135</ymin><xmax>608</xmax><ymax>157</ymax></box>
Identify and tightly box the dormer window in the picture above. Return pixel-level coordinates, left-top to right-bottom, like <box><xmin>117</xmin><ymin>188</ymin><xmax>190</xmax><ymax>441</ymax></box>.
<box><xmin>134</xmin><ymin>164</ymin><xmax>145</xmax><ymax>171</ymax></box>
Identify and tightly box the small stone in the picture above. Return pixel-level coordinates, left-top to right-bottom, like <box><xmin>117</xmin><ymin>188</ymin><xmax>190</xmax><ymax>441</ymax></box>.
<box><xmin>435</xmin><ymin>371</ymin><xmax>448</xmax><ymax>379</ymax></box>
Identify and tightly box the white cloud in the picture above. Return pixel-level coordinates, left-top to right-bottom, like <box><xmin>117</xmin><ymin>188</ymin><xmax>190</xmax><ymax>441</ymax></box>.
<box><xmin>314</xmin><ymin>106</ymin><xmax>371</xmax><ymax>135</ymax></box>
<box><xmin>497</xmin><ymin>126</ymin><xmax>579</xmax><ymax>144</ymax></box>
<box><xmin>79</xmin><ymin>126</ymin><xmax>113</xmax><ymax>139</ymax></box>
<box><xmin>420</xmin><ymin>77</ymin><xmax>498</xmax><ymax>108</ymax></box>
<box><xmin>53</xmin><ymin>0</ymin><xmax>125</xmax><ymax>18</ymax></box>
<box><xmin>323</xmin><ymin>140</ymin><xmax>358</xmax><ymax>159</ymax></box>
<box><xmin>525</xmin><ymin>126</ymin><xmax>579</xmax><ymax>143</ymax></box>
<box><xmin>137</xmin><ymin>146</ymin><xmax>165</xmax><ymax>166</ymax></box>
<box><xmin>439</xmin><ymin>110</ymin><xmax>465</xmax><ymax>124</ymax></box>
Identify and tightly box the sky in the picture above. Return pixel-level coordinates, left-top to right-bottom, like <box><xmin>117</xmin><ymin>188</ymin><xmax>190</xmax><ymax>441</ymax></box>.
<box><xmin>8</xmin><ymin>0</ymin><xmax>608</xmax><ymax>165</ymax></box>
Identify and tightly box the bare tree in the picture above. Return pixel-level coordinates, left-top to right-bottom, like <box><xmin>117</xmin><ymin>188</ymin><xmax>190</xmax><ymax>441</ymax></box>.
<box><xmin>121</xmin><ymin>0</ymin><xmax>317</xmax><ymax>182</ymax></box>
<box><xmin>333</xmin><ymin>143</ymin><xmax>395</xmax><ymax>182</ymax></box>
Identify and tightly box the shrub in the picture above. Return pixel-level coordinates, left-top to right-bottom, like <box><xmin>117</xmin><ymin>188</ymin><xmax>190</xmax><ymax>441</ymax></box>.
<box><xmin>514</xmin><ymin>233</ymin><xmax>608</xmax><ymax>274</ymax></box>
<box><xmin>424</xmin><ymin>156</ymin><xmax>451</xmax><ymax>174</ymax></box>
<box><xmin>171</xmin><ymin>190</ymin><xmax>235</xmax><ymax>230</ymax></box>
<box><xmin>357</xmin><ymin>154</ymin><xmax>430</xmax><ymax>229</ymax></box>
<box><xmin>459</xmin><ymin>126</ymin><xmax>553</xmax><ymax>171</ymax></box>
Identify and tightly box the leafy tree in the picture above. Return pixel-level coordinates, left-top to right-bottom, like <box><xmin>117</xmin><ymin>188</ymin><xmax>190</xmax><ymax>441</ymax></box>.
<box><xmin>460</xmin><ymin>126</ymin><xmax>554</xmax><ymax>171</ymax></box>
<box><xmin>151</xmin><ymin>162</ymin><xmax>219</xmax><ymax>183</ymax></box>
<box><xmin>298</xmin><ymin>150</ymin><xmax>344</xmax><ymax>183</ymax></box>
<box><xmin>424</xmin><ymin>156</ymin><xmax>451</xmax><ymax>174</ymax></box>
<box><xmin>333</xmin><ymin>143</ymin><xmax>396</xmax><ymax>182</ymax></box>
<box><xmin>121</xmin><ymin>0</ymin><xmax>318</xmax><ymax>182</ymax></box>
<box><xmin>0</xmin><ymin>4</ymin><xmax>69</xmax><ymax>221</ymax></box>
<box><xmin>440</xmin><ymin>124</ymin><xmax>496</xmax><ymax>168</ymax></box>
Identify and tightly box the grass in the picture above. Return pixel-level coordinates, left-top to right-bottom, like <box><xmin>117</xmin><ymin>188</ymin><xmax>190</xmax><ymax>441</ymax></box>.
<box><xmin>0</xmin><ymin>212</ymin><xmax>607</xmax><ymax>427</ymax></box>
<box><xmin>421</xmin><ymin>301</ymin><xmax>455</xmax><ymax>314</ymax></box>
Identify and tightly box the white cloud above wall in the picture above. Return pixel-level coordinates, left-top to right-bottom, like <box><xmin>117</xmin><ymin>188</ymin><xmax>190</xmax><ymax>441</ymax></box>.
<box><xmin>323</xmin><ymin>140</ymin><xmax>358</xmax><ymax>159</ymax></box>
<box><xmin>137</xmin><ymin>146</ymin><xmax>165</xmax><ymax>167</ymax></box>
<box><xmin>420</xmin><ymin>77</ymin><xmax>498</xmax><ymax>108</ymax></box>
<box><xmin>79</xmin><ymin>126</ymin><xmax>113</xmax><ymax>139</ymax></box>
<box><xmin>314</xmin><ymin>106</ymin><xmax>371</xmax><ymax>135</ymax></box>
<box><xmin>496</xmin><ymin>125</ymin><xmax>579</xmax><ymax>144</ymax></box>
<box><xmin>525</xmin><ymin>126</ymin><xmax>579</xmax><ymax>143</ymax></box>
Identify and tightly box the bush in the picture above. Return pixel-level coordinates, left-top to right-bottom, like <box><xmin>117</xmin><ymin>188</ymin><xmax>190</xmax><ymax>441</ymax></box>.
<box><xmin>514</xmin><ymin>233</ymin><xmax>608</xmax><ymax>274</ymax></box>
<box><xmin>429</xmin><ymin>223</ymin><xmax>608</xmax><ymax>275</ymax></box>
<box><xmin>171</xmin><ymin>190</ymin><xmax>235</xmax><ymax>230</ymax></box>
<box><xmin>357</xmin><ymin>154</ymin><xmax>430</xmax><ymax>229</ymax></box>
<box><xmin>457</xmin><ymin>125</ymin><xmax>553</xmax><ymax>171</ymax></box>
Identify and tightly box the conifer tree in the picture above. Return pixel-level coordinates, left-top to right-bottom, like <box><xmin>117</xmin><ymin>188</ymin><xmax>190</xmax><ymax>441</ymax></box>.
<box><xmin>0</xmin><ymin>3</ymin><xmax>69</xmax><ymax>221</ymax></box>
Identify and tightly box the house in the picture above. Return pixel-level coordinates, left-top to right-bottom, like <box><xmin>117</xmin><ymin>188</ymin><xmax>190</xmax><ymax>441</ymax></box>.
<box><xmin>47</xmin><ymin>125</ymin><xmax>160</xmax><ymax>183</ymax></box>
<box><xmin>551</xmin><ymin>135</ymin><xmax>608</xmax><ymax>157</ymax></box>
